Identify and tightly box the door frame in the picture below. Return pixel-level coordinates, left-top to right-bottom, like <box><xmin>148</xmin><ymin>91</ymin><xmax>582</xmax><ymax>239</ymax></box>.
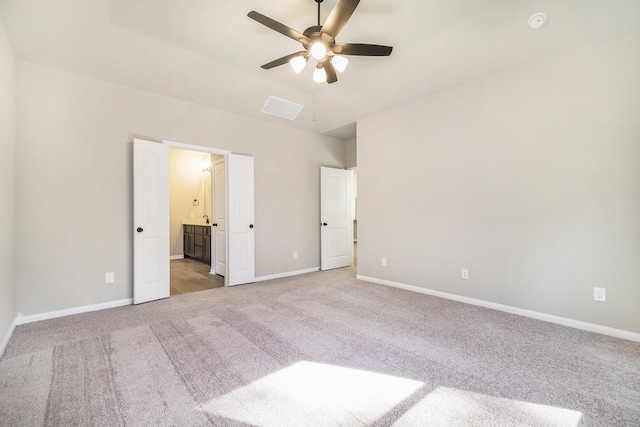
<box><xmin>163</xmin><ymin>140</ymin><xmax>231</xmax><ymax>285</ymax></box>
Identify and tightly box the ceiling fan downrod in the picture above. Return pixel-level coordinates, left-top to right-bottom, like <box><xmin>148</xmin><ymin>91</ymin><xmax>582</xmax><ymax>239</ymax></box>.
<box><xmin>316</xmin><ymin>0</ymin><xmax>323</xmax><ymax>27</ymax></box>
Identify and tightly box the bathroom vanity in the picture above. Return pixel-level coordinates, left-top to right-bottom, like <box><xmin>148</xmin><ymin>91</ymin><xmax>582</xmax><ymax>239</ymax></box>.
<box><xmin>183</xmin><ymin>224</ymin><xmax>211</xmax><ymax>265</ymax></box>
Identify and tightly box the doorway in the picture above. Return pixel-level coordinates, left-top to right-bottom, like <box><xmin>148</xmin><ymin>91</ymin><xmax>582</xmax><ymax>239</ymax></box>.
<box><xmin>168</xmin><ymin>147</ymin><xmax>225</xmax><ymax>295</ymax></box>
<box><xmin>320</xmin><ymin>167</ymin><xmax>354</xmax><ymax>270</ymax></box>
<box><xmin>133</xmin><ymin>139</ymin><xmax>255</xmax><ymax>304</ymax></box>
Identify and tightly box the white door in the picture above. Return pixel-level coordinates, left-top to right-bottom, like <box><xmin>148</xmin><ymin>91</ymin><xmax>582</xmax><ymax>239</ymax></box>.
<box><xmin>133</xmin><ymin>139</ymin><xmax>170</xmax><ymax>304</ymax></box>
<box><xmin>228</xmin><ymin>154</ymin><xmax>255</xmax><ymax>286</ymax></box>
<box><xmin>212</xmin><ymin>158</ymin><xmax>226</xmax><ymax>276</ymax></box>
<box><xmin>321</xmin><ymin>167</ymin><xmax>353</xmax><ymax>270</ymax></box>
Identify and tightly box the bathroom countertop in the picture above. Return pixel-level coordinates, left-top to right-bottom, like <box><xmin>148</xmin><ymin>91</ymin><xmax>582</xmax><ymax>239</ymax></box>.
<box><xmin>182</xmin><ymin>220</ymin><xmax>212</xmax><ymax>226</ymax></box>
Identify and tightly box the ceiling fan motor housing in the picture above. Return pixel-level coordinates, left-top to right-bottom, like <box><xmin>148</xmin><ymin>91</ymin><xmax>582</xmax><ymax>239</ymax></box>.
<box><xmin>303</xmin><ymin>25</ymin><xmax>335</xmax><ymax>54</ymax></box>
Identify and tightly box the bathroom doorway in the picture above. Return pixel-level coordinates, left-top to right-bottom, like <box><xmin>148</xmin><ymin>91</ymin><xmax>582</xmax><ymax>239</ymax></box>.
<box><xmin>134</xmin><ymin>139</ymin><xmax>255</xmax><ymax>304</ymax></box>
<box><xmin>168</xmin><ymin>147</ymin><xmax>225</xmax><ymax>296</ymax></box>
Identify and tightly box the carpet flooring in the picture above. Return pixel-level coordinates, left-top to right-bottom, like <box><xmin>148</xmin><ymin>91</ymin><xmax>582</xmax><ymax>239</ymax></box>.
<box><xmin>1</xmin><ymin>267</ymin><xmax>639</xmax><ymax>426</ymax></box>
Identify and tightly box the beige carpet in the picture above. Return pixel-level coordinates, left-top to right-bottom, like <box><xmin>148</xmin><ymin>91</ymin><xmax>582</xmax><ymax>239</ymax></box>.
<box><xmin>1</xmin><ymin>267</ymin><xmax>639</xmax><ymax>426</ymax></box>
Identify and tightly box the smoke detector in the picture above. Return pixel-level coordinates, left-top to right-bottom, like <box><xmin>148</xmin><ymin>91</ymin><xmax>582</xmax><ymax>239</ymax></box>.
<box><xmin>528</xmin><ymin>12</ymin><xmax>547</xmax><ymax>29</ymax></box>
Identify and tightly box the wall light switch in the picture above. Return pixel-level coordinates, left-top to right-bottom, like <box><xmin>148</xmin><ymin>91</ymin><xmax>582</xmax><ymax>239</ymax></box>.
<box><xmin>293</xmin><ymin>251</ymin><xmax>298</xmax><ymax>259</ymax></box>
<box><xmin>381</xmin><ymin>257</ymin><xmax>387</xmax><ymax>266</ymax></box>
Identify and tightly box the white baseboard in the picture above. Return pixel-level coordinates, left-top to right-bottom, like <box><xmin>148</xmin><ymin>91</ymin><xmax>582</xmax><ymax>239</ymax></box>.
<box><xmin>255</xmin><ymin>267</ymin><xmax>320</xmax><ymax>282</ymax></box>
<box><xmin>170</xmin><ymin>255</ymin><xmax>184</xmax><ymax>260</ymax></box>
<box><xmin>357</xmin><ymin>275</ymin><xmax>640</xmax><ymax>343</ymax></box>
<box><xmin>15</xmin><ymin>299</ymin><xmax>133</xmax><ymax>326</ymax></box>
<box><xmin>0</xmin><ymin>317</ymin><xmax>17</xmax><ymax>357</ymax></box>
<box><xmin>8</xmin><ymin>267</ymin><xmax>316</xmax><ymax>328</ymax></box>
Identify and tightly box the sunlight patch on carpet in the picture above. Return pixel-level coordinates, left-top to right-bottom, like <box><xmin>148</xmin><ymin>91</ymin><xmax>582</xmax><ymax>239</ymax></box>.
<box><xmin>199</xmin><ymin>361</ymin><xmax>424</xmax><ymax>426</ymax></box>
<box><xmin>393</xmin><ymin>386</ymin><xmax>583</xmax><ymax>426</ymax></box>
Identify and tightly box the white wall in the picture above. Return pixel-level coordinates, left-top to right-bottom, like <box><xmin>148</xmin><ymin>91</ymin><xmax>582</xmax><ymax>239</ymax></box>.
<box><xmin>0</xmin><ymin>18</ymin><xmax>16</xmax><ymax>348</ymax></box>
<box><xmin>345</xmin><ymin>138</ymin><xmax>357</xmax><ymax>169</ymax></box>
<box><xmin>358</xmin><ymin>31</ymin><xmax>640</xmax><ymax>334</ymax></box>
<box><xmin>16</xmin><ymin>62</ymin><xmax>345</xmax><ymax>317</ymax></box>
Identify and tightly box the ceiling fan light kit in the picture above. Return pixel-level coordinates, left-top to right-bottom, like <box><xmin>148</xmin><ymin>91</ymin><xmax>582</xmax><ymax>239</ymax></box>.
<box><xmin>310</xmin><ymin>41</ymin><xmax>327</xmax><ymax>60</ymax></box>
<box><xmin>332</xmin><ymin>55</ymin><xmax>349</xmax><ymax>73</ymax></box>
<box><xmin>314</xmin><ymin>65</ymin><xmax>327</xmax><ymax>83</ymax></box>
<box><xmin>290</xmin><ymin>55</ymin><xmax>308</xmax><ymax>74</ymax></box>
<box><xmin>248</xmin><ymin>0</ymin><xmax>393</xmax><ymax>84</ymax></box>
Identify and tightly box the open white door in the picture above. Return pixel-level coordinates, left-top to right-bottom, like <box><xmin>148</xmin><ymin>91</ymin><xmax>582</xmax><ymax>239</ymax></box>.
<box><xmin>227</xmin><ymin>154</ymin><xmax>255</xmax><ymax>286</ymax></box>
<box><xmin>212</xmin><ymin>158</ymin><xmax>226</xmax><ymax>276</ymax></box>
<box><xmin>133</xmin><ymin>139</ymin><xmax>170</xmax><ymax>304</ymax></box>
<box><xmin>321</xmin><ymin>167</ymin><xmax>353</xmax><ymax>270</ymax></box>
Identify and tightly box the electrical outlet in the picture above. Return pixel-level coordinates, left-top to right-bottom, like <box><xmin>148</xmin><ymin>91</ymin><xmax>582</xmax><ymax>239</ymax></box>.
<box><xmin>461</xmin><ymin>268</ymin><xmax>469</xmax><ymax>279</ymax></box>
<box><xmin>293</xmin><ymin>251</ymin><xmax>298</xmax><ymax>259</ymax></box>
<box><xmin>594</xmin><ymin>287</ymin><xmax>606</xmax><ymax>302</ymax></box>
<box><xmin>106</xmin><ymin>272</ymin><xmax>114</xmax><ymax>284</ymax></box>
<box><xmin>381</xmin><ymin>257</ymin><xmax>387</xmax><ymax>266</ymax></box>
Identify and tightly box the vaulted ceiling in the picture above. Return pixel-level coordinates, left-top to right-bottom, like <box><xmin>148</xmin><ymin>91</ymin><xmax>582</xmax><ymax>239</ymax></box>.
<box><xmin>2</xmin><ymin>0</ymin><xmax>639</xmax><ymax>140</ymax></box>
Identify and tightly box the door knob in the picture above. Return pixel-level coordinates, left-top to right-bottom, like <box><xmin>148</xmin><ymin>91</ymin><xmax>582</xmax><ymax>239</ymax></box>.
<box><xmin>136</xmin><ymin>227</ymin><xmax>143</xmax><ymax>233</ymax></box>
<box><xmin>322</xmin><ymin>223</ymin><xmax>328</xmax><ymax>226</ymax></box>
<box><xmin>249</xmin><ymin>224</ymin><xmax>254</xmax><ymax>229</ymax></box>
<box><xmin>212</xmin><ymin>223</ymin><xmax>218</xmax><ymax>227</ymax></box>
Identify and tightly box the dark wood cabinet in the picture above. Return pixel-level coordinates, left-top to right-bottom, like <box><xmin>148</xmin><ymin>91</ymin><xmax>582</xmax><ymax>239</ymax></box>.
<box><xmin>183</xmin><ymin>225</ymin><xmax>195</xmax><ymax>258</ymax></box>
<box><xmin>183</xmin><ymin>225</ymin><xmax>211</xmax><ymax>265</ymax></box>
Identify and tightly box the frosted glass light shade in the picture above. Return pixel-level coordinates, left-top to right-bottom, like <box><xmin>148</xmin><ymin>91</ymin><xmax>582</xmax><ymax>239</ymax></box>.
<box><xmin>332</xmin><ymin>55</ymin><xmax>348</xmax><ymax>73</ymax></box>
<box><xmin>313</xmin><ymin>66</ymin><xmax>327</xmax><ymax>83</ymax></box>
<box><xmin>310</xmin><ymin>42</ymin><xmax>327</xmax><ymax>60</ymax></box>
<box><xmin>289</xmin><ymin>56</ymin><xmax>307</xmax><ymax>74</ymax></box>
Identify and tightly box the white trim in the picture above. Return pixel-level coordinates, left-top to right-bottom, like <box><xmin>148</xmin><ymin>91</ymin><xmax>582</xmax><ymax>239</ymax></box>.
<box><xmin>255</xmin><ymin>267</ymin><xmax>320</xmax><ymax>282</ymax></box>
<box><xmin>15</xmin><ymin>299</ymin><xmax>132</xmax><ymax>326</ymax></box>
<box><xmin>162</xmin><ymin>140</ymin><xmax>230</xmax><ymax>156</ymax></box>
<box><xmin>356</xmin><ymin>275</ymin><xmax>640</xmax><ymax>343</ymax></box>
<box><xmin>0</xmin><ymin>318</ymin><xmax>17</xmax><ymax>357</ymax></box>
<box><xmin>170</xmin><ymin>255</ymin><xmax>184</xmax><ymax>260</ymax></box>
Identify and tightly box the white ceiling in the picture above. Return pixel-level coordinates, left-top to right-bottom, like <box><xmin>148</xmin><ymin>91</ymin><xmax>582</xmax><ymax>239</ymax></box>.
<box><xmin>2</xmin><ymin>0</ymin><xmax>639</xmax><ymax>140</ymax></box>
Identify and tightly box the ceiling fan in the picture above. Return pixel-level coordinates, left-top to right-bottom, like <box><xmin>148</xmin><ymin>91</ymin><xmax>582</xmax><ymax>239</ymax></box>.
<box><xmin>248</xmin><ymin>0</ymin><xmax>393</xmax><ymax>84</ymax></box>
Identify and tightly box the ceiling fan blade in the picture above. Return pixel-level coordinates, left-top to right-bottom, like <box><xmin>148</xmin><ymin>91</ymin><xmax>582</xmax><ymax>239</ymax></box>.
<box><xmin>261</xmin><ymin>51</ymin><xmax>307</xmax><ymax>69</ymax></box>
<box><xmin>248</xmin><ymin>11</ymin><xmax>310</xmax><ymax>45</ymax></box>
<box><xmin>260</xmin><ymin>50</ymin><xmax>307</xmax><ymax>70</ymax></box>
<box><xmin>334</xmin><ymin>43</ymin><xmax>393</xmax><ymax>56</ymax></box>
<box><xmin>321</xmin><ymin>0</ymin><xmax>360</xmax><ymax>39</ymax></box>
<box><xmin>324</xmin><ymin>62</ymin><xmax>338</xmax><ymax>84</ymax></box>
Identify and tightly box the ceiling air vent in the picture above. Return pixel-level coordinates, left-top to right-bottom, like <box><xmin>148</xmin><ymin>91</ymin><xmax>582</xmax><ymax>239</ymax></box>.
<box><xmin>261</xmin><ymin>96</ymin><xmax>304</xmax><ymax>120</ymax></box>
